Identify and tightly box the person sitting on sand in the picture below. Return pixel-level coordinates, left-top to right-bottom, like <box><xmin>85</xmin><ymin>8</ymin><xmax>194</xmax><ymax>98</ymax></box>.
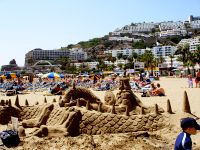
<box><xmin>50</xmin><ymin>84</ymin><xmax>62</xmax><ymax>95</ymax></box>
<box><xmin>149</xmin><ymin>83</ymin><xmax>157</xmax><ymax>96</ymax></box>
<box><xmin>153</xmin><ymin>83</ymin><xmax>165</xmax><ymax>96</ymax></box>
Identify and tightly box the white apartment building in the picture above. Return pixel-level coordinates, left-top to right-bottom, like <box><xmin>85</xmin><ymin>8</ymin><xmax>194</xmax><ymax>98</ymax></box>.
<box><xmin>109</xmin><ymin>36</ymin><xmax>141</xmax><ymax>42</ymax></box>
<box><xmin>123</xmin><ymin>23</ymin><xmax>156</xmax><ymax>33</ymax></box>
<box><xmin>104</xmin><ymin>48</ymin><xmax>133</xmax><ymax>57</ymax></box>
<box><xmin>159</xmin><ymin>21</ymin><xmax>185</xmax><ymax>31</ymax></box>
<box><xmin>152</xmin><ymin>46</ymin><xmax>176</xmax><ymax>58</ymax></box>
<box><xmin>133</xmin><ymin>48</ymin><xmax>150</xmax><ymax>55</ymax></box>
<box><xmin>73</xmin><ymin>62</ymin><xmax>99</xmax><ymax>69</ymax></box>
<box><xmin>69</xmin><ymin>48</ymin><xmax>87</xmax><ymax>61</ymax></box>
<box><xmin>190</xmin><ymin>20</ymin><xmax>200</xmax><ymax>29</ymax></box>
<box><xmin>87</xmin><ymin>62</ymin><xmax>99</xmax><ymax>69</ymax></box>
<box><xmin>160</xmin><ymin>29</ymin><xmax>187</xmax><ymax>37</ymax></box>
<box><xmin>104</xmin><ymin>61</ymin><xmax>114</xmax><ymax>66</ymax></box>
<box><xmin>114</xmin><ymin>59</ymin><xmax>128</xmax><ymax>66</ymax></box>
<box><xmin>25</xmin><ymin>48</ymin><xmax>88</xmax><ymax>67</ymax></box>
<box><xmin>178</xmin><ymin>37</ymin><xmax>200</xmax><ymax>52</ymax></box>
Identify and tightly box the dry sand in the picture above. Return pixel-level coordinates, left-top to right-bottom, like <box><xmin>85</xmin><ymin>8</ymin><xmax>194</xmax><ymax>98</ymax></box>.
<box><xmin>1</xmin><ymin>77</ymin><xmax>200</xmax><ymax>149</ymax></box>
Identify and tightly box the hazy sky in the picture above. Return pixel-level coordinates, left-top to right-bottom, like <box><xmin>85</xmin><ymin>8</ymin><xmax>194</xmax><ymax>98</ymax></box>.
<box><xmin>0</xmin><ymin>0</ymin><xmax>199</xmax><ymax>67</ymax></box>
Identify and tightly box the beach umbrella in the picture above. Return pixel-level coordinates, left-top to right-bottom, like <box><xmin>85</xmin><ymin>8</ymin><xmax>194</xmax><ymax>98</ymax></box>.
<box><xmin>42</xmin><ymin>72</ymin><xmax>62</xmax><ymax>79</ymax></box>
<box><xmin>89</xmin><ymin>74</ymin><xmax>101</xmax><ymax>80</ymax></box>
<box><xmin>59</xmin><ymin>74</ymin><xmax>65</xmax><ymax>78</ymax></box>
<box><xmin>0</xmin><ymin>75</ymin><xmax>6</xmax><ymax>79</ymax></box>
<box><xmin>3</xmin><ymin>73</ymin><xmax>20</xmax><ymax>79</ymax></box>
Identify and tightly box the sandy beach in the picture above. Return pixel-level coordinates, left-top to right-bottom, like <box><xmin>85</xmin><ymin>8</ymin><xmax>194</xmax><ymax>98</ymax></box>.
<box><xmin>1</xmin><ymin>77</ymin><xmax>200</xmax><ymax>149</ymax></box>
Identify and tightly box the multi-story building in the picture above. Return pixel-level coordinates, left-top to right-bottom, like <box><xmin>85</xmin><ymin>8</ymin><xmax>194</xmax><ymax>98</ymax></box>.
<box><xmin>69</xmin><ymin>48</ymin><xmax>87</xmax><ymax>62</ymax></box>
<box><xmin>133</xmin><ymin>49</ymin><xmax>149</xmax><ymax>55</ymax></box>
<box><xmin>159</xmin><ymin>21</ymin><xmax>185</xmax><ymax>31</ymax></box>
<box><xmin>188</xmin><ymin>15</ymin><xmax>200</xmax><ymax>23</ymax></box>
<box><xmin>25</xmin><ymin>48</ymin><xmax>70</xmax><ymax>66</ymax></box>
<box><xmin>190</xmin><ymin>20</ymin><xmax>200</xmax><ymax>29</ymax></box>
<box><xmin>152</xmin><ymin>46</ymin><xmax>176</xmax><ymax>58</ymax></box>
<box><xmin>178</xmin><ymin>37</ymin><xmax>200</xmax><ymax>52</ymax></box>
<box><xmin>104</xmin><ymin>48</ymin><xmax>133</xmax><ymax>58</ymax></box>
<box><xmin>109</xmin><ymin>36</ymin><xmax>141</xmax><ymax>42</ymax></box>
<box><xmin>25</xmin><ymin>48</ymin><xmax>87</xmax><ymax>67</ymax></box>
<box><xmin>160</xmin><ymin>29</ymin><xmax>187</xmax><ymax>37</ymax></box>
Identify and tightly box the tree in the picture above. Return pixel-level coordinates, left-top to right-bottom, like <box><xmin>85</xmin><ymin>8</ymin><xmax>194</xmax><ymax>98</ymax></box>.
<box><xmin>110</xmin><ymin>57</ymin><xmax>116</xmax><ymax>63</ymax></box>
<box><xmin>117</xmin><ymin>53</ymin><xmax>123</xmax><ymax>60</ymax></box>
<box><xmin>169</xmin><ymin>55</ymin><xmax>174</xmax><ymax>70</ymax></box>
<box><xmin>140</xmin><ymin>50</ymin><xmax>155</xmax><ymax>72</ymax></box>
<box><xmin>132</xmin><ymin>52</ymin><xmax>138</xmax><ymax>62</ymax></box>
<box><xmin>175</xmin><ymin>44</ymin><xmax>191</xmax><ymax>74</ymax></box>
<box><xmin>122</xmin><ymin>55</ymin><xmax>128</xmax><ymax>60</ymax></box>
<box><xmin>9</xmin><ymin>59</ymin><xmax>17</xmax><ymax>65</ymax></box>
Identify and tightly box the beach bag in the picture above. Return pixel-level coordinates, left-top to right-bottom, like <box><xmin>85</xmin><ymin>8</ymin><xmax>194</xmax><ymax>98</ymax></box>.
<box><xmin>0</xmin><ymin>130</ymin><xmax>20</xmax><ymax>148</ymax></box>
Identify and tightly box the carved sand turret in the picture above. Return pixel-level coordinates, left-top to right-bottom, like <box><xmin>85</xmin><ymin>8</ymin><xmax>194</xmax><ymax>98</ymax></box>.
<box><xmin>86</xmin><ymin>101</ymin><xmax>90</xmax><ymax>110</ymax></box>
<box><xmin>8</xmin><ymin>99</ymin><xmax>12</xmax><ymax>107</ymax></box>
<box><xmin>0</xmin><ymin>100</ymin><xmax>5</xmax><ymax>106</ymax></box>
<box><xmin>155</xmin><ymin>104</ymin><xmax>159</xmax><ymax>115</ymax></box>
<box><xmin>111</xmin><ymin>105</ymin><xmax>116</xmax><ymax>114</ymax></box>
<box><xmin>76</xmin><ymin>98</ymin><xmax>80</xmax><ymax>107</ymax></box>
<box><xmin>140</xmin><ymin>107</ymin><xmax>145</xmax><ymax>115</ymax></box>
<box><xmin>15</xmin><ymin>95</ymin><xmax>21</xmax><ymax>108</ymax></box>
<box><xmin>125</xmin><ymin>105</ymin><xmax>129</xmax><ymax>116</ymax></box>
<box><xmin>116</xmin><ymin>77</ymin><xmax>146</xmax><ymax>110</ymax></box>
<box><xmin>5</xmin><ymin>100</ymin><xmax>9</xmax><ymax>105</ymax></box>
<box><xmin>167</xmin><ymin>99</ymin><xmax>173</xmax><ymax>114</ymax></box>
<box><xmin>53</xmin><ymin>98</ymin><xmax>56</xmax><ymax>103</ymax></box>
<box><xmin>182</xmin><ymin>91</ymin><xmax>191</xmax><ymax>113</ymax></box>
<box><xmin>22</xmin><ymin>104</ymin><xmax>54</xmax><ymax>128</ymax></box>
<box><xmin>98</xmin><ymin>103</ymin><xmax>102</xmax><ymax>112</ymax></box>
<box><xmin>44</xmin><ymin>97</ymin><xmax>47</xmax><ymax>103</ymax></box>
<box><xmin>25</xmin><ymin>99</ymin><xmax>29</xmax><ymax>106</ymax></box>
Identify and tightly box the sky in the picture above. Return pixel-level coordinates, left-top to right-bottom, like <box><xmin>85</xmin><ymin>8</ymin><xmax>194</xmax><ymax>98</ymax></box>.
<box><xmin>0</xmin><ymin>0</ymin><xmax>200</xmax><ymax>67</ymax></box>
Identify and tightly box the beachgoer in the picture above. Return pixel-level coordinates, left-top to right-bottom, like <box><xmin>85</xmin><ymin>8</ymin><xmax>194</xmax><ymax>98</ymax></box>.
<box><xmin>187</xmin><ymin>74</ymin><xmax>193</xmax><ymax>88</ymax></box>
<box><xmin>195</xmin><ymin>70</ymin><xmax>200</xmax><ymax>88</ymax></box>
<box><xmin>51</xmin><ymin>84</ymin><xmax>62</xmax><ymax>95</ymax></box>
<box><xmin>149</xmin><ymin>83</ymin><xmax>157</xmax><ymax>96</ymax></box>
<box><xmin>154</xmin><ymin>83</ymin><xmax>165</xmax><ymax>96</ymax></box>
<box><xmin>174</xmin><ymin>117</ymin><xmax>200</xmax><ymax>150</ymax></box>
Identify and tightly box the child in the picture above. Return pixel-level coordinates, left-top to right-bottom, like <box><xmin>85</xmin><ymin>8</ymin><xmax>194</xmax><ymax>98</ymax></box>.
<box><xmin>174</xmin><ymin>117</ymin><xmax>200</xmax><ymax>150</ymax></box>
<box><xmin>187</xmin><ymin>74</ymin><xmax>193</xmax><ymax>88</ymax></box>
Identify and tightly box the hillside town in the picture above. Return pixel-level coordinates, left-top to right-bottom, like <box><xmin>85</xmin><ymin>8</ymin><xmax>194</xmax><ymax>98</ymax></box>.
<box><xmin>0</xmin><ymin>15</ymin><xmax>200</xmax><ymax>78</ymax></box>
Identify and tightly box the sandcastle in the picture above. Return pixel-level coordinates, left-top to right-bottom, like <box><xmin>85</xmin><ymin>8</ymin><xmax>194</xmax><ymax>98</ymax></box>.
<box><xmin>0</xmin><ymin>77</ymin><xmax>192</xmax><ymax>139</ymax></box>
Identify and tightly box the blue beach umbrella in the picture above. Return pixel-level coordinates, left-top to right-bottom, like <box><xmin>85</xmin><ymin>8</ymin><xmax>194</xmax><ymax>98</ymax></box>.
<box><xmin>42</xmin><ymin>72</ymin><xmax>61</xmax><ymax>79</ymax></box>
<box><xmin>59</xmin><ymin>74</ymin><xmax>65</xmax><ymax>78</ymax></box>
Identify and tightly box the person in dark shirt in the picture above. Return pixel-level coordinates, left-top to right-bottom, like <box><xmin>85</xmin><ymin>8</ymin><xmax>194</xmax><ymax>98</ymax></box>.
<box><xmin>174</xmin><ymin>117</ymin><xmax>200</xmax><ymax>150</ymax></box>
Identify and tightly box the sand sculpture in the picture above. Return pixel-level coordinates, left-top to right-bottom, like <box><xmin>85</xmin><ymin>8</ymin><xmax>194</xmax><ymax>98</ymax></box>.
<box><xmin>1</xmin><ymin>77</ymin><xmax>191</xmax><ymax>139</ymax></box>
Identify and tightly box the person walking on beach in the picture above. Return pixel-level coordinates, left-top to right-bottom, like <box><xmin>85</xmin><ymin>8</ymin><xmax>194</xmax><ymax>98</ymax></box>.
<box><xmin>187</xmin><ymin>74</ymin><xmax>193</xmax><ymax>88</ymax></box>
<box><xmin>195</xmin><ymin>70</ymin><xmax>200</xmax><ymax>88</ymax></box>
<box><xmin>174</xmin><ymin>117</ymin><xmax>200</xmax><ymax>150</ymax></box>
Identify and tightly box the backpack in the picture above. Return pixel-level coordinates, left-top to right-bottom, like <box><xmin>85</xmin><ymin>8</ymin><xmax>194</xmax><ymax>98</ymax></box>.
<box><xmin>0</xmin><ymin>130</ymin><xmax>20</xmax><ymax>148</ymax></box>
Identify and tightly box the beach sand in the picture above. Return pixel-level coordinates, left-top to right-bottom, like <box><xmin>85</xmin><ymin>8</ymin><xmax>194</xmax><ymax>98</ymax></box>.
<box><xmin>1</xmin><ymin>77</ymin><xmax>200</xmax><ymax>149</ymax></box>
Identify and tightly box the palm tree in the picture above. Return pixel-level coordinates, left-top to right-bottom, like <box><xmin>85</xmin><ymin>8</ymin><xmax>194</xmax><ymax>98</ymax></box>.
<box><xmin>132</xmin><ymin>52</ymin><xmax>138</xmax><ymax>62</ymax></box>
<box><xmin>169</xmin><ymin>55</ymin><xmax>175</xmax><ymax>70</ymax></box>
<box><xmin>117</xmin><ymin>53</ymin><xmax>123</xmax><ymax>60</ymax></box>
<box><xmin>175</xmin><ymin>44</ymin><xmax>191</xmax><ymax>74</ymax></box>
<box><xmin>140</xmin><ymin>50</ymin><xmax>155</xmax><ymax>73</ymax></box>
